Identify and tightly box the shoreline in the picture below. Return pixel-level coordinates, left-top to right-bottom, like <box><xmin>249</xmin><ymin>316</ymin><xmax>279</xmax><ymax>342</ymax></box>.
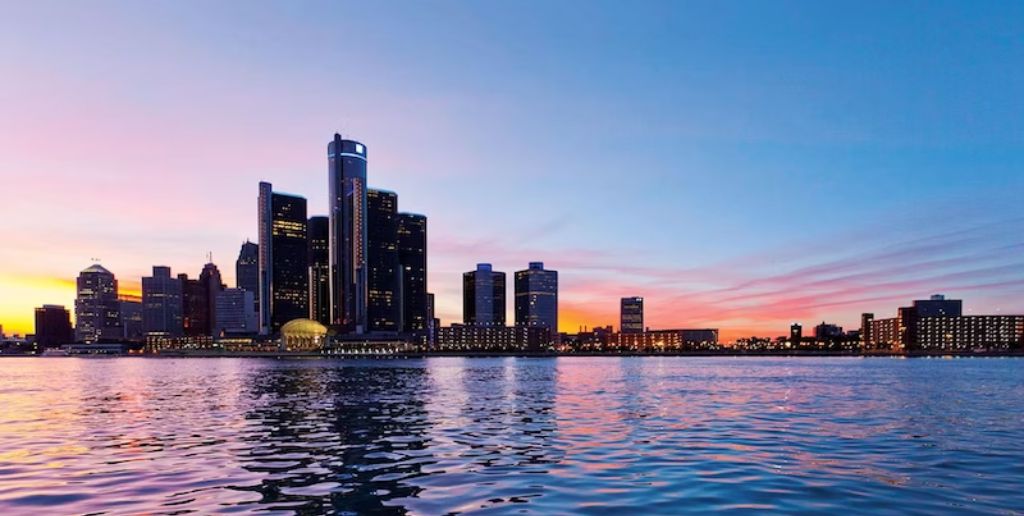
<box><xmin>4</xmin><ymin>351</ymin><xmax>1024</xmax><ymax>359</ymax></box>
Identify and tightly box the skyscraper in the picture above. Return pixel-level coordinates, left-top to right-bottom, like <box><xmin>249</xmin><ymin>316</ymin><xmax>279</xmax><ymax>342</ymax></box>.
<box><xmin>367</xmin><ymin>189</ymin><xmax>400</xmax><ymax>332</ymax></box>
<box><xmin>119</xmin><ymin>298</ymin><xmax>144</xmax><ymax>342</ymax></box>
<box><xmin>258</xmin><ymin>181</ymin><xmax>309</xmax><ymax>334</ymax></box>
<box><xmin>328</xmin><ymin>133</ymin><xmax>368</xmax><ymax>334</ymax></box>
<box><xmin>198</xmin><ymin>262</ymin><xmax>225</xmax><ymax>335</ymax></box>
<box><xmin>620</xmin><ymin>297</ymin><xmax>644</xmax><ymax>334</ymax></box>
<box><xmin>142</xmin><ymin>266</ymin><xmax>183</xmax><ymax>337</ymax></box>
<box><xmin>75</xmin><ymin>264</ymin><xmax>121</xmax><ymax>343</ymax></box>
<box><xmin>515</xmin><ymin>262</ymin><xmax>558</xmax><ymax>332</ymax></box>
<box><xmin>34</xmin><ymin>305</ymin><xmax>73</xmax><ymax>348</ymax></box>
<box><xmin>307</xmin><ymin>216</ymin><xmax>330</xmax><ymax>326</ymax></box>
<box><xmin>463</xmin><ymin>264</ymin><xmax>506</xmax><ymax>326</ymax></box>
<box><xmin>179</xmin><ymin>273</ymin><xmax>205</xmax><ymax>337</ymax></box>
<box><xmin>236</xmin><ymin>241</ymin><xmax>259</xmax><ymax>313</ymax></box>
<box><xmin>398</xmin><ymin>213</ymin><xmax>427</xmax><ymax>333</ymax></box>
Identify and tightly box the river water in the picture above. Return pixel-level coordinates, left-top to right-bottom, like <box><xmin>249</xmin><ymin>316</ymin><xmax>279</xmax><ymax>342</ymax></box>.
<box><xmin>0</xmin><ymin>356</ymin><xmax>1021</xmax><ymax>514</ymax></box>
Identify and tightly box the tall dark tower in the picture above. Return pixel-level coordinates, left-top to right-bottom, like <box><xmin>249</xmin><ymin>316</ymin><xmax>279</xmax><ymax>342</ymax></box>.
<box><xmin>463</xmin><ymin>263</ymin><xmax>506</xmax><ymax>326</ymax></box>
<box><xmin>235</xmin><ymin>241</ymin><xmax>259</xmax><ymax>314</ymax></box>
<box><xmin>198</xmin><ymin>262</ymin><xmax>225</xmax><ymax>336</ymax></box>
<box><xmin>367</xmin><ymin>190</ymin><xmax>400</xmax><ymax>332</ymax></box>
<box><xmin>307</xmin><ymin>216</ymin><xmax>331</xmax><ymax>326</ymax></box>
<box><xmin>515</xmin><ymin>262</ymin><xmax>558</xmax><ymax>332</ymax></box>
<box><xmin>398</xmin><ymin>213</ymin><xmax>427</xmax><ymax>333</ymax></box>
<box><xmin>328</xmin><ymin>133</ymin><xmax>368</xmax><ymax>334</ymax></box>
<box><xmin>258</xmin><ymin>181</ymin><xmax>309</xmax><ymax>334</ymax></box>
<box><xmin>75</xmin><ymin>264</ymin><xmax>121</xmax><ymax>343</ymax></box>
<box><xmin>620</xmin><ymin>297</ymin><xmax>644</xmax><ymax>334</ymax></box>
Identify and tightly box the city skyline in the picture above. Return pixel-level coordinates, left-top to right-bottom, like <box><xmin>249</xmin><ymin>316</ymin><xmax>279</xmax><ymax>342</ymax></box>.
<box><xmin>2</xmin><ymin>2</ymin><xmax>1023</xmax><ymax>340</ymax></box>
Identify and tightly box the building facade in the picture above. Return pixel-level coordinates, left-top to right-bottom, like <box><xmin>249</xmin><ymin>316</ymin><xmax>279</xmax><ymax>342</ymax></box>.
<box><xmin>34</xmin><ymin>305</ymin><xmax>73</xmax><ymax>348</ymax></box>
<box><xmin>397</xmin><ymin>213</ymin><xmax>427</xmax><ymax>333</ymax></box>
<box><xmin>610</xmin><ymin>328</ymin><xmax>720</xmax><ymax>352</ymax></box>
<box><xmin>328</xmin><ymin>134</ymin><xmax>369</xmax><ymax>334</ymax></box>
<box><xmin>235</xmin><ymin>241</ymin><xmax>259</xmax><ymax>314</ymax></box>
<box><xmin>119</xmin><ymin>299</ymin><xmax>143</xmax><ymax>342</ymax></box>
<box><xmin>514</xmin><ymin>262</ymin><xmax>558</xmax><ymax>334</ymax></box>
<box><xmin>367</xmin><ymin>189</ymin><xmax>400</xmax><ymax>333</ymax></box>
<box><xmin>307</xmin><ymin>216</ymin><xmax>331</xmax><ymax>326</ymax></box>
<box><xmin>142</xmin><ymin>266</ymin><xmax>183</xmax><ymax>337</ymax></box>
<box><xmin>620</xmin><ymin>297</ymin><xmax>644</xmax><ymax>334</ymax></box>
<box><xmin>436</xmin><ymin>324</ymin><xmax>550</xmax><ymax>352</ymax></box>
<box><xmin>75</xmin><ymin>264</ymin><xmax>121</xmax><ymax>343</ymax></box>
<box><xmin>463</xmin><ymin>263</ymin><xmax>506</xmax><ymax>326</ymax></box>
<box><xmin>258</xmin><ymin>181</ymin><xmax>310</xmax><ymax>334</ymax></box>
<box><xmin>862</xmin><ymin>295</ymin><xmax>1024</xmax><ymax>352</ymax></box>
<box><xmin>214</xmin><ymin>288</ymin><xmax>257</xmax><ymax>336</ymax></box>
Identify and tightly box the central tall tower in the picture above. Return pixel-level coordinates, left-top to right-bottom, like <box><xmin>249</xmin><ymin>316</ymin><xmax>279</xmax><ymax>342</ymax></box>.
<box><xmin>328</xmin><ymin>133</ymin><xmax>369</xmax><ymax>333</ymax></box>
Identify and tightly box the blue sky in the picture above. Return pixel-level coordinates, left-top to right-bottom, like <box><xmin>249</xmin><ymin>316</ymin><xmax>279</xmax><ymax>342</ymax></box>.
<box><xmin>0</xmin><ymin>1</ymin><xmax>1021</xmax><ymax>337</ymax></box>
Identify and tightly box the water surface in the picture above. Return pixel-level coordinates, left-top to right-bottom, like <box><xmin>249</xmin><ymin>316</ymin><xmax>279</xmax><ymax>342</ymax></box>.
<box><xmin>0</xmin><ymin>357</ymin><xmax>1022</xmax><ymax>514</ymax></box>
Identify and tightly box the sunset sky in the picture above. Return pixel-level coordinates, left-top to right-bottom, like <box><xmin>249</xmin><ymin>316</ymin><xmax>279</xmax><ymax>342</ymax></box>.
<box><xmin>1</xmin><ymin>1</ymin><xmax>1022</xmax><ymax>340</ymax></box>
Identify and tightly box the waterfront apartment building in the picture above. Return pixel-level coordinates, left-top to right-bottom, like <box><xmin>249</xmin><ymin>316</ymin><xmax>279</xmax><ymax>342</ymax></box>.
<box><xmin>214</xmin><ymin>288</ymin><xmax>257</xmax><ymax>336</ymax></box>
<box><xmin>258</xmin><ymin>181</ymin><xmax>310</xmax><ymax>334</ymax></box>
<box><xmin>463</xmin><ymin>264</ymin><xmax>506</xmax><ymax>326</ymax></box>
<box><xmin>367</xmin><ymin>189</ymin><xmax>400</xmax><ymax>333</ymax></box>
<box><xmin>75</xmin><ymin>264</ymin><xmax>121</xmax><ymax>343</ymax></box>
<box><xmin>436</xmin><ymin>324</ymin><xmax>550</xmax><ymax>352</ymax></box>
<box><xmin>307</xmin><ymin>216</ymin><xmax>331</xmax><ymax>326</ymax></box>
<box><xmin>142</xmin><ymin>266</ymin><xmax>183</xmax><ymax>337</ymax></box>
<box><xmin>514</xmin><ymin>262</ymin><xmax>558</xmax><ymax>335</ymax></box>
<box><xmin>34</xmin><ymin>305</ymin><xmax>73</xmax><ymax>348</ymax></box>
<box><xmin>620</xmin><ymin>297</ymin><xmax>644</xmax><ymax>334</ymax></box>
<box><xmin>398</xmin><ymin>213</ymin><xmax>428</xmax><ymax>333</ymax></box>
<box><xmin>862</xmin><ymin>295</ymin><xmax>1024</xmax><ymax>352</ymax></box>
<box><xmin>235</xmin><ymin>241</ymin><xmax>259</xmax><ymax>314</ymax></box>
<box><xmin>328</xmin><ymin>134</ymin><xmax>369</xmax><ymax>334</ymax></box>
<box><xmin>610</xmin><ymin>328</ymin><xmax>720</xmax><ymax>352</ymax></box>
<box><xmin>120</xmin><ymin>298</ymin><xmax>143</xmax><ymax>342</ymax></box>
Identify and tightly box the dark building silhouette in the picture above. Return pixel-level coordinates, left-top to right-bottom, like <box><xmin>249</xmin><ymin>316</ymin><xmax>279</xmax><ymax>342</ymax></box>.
<box><xmin>307</xmin><ymin>216</ymin><xmax>331</xmax><ymax>326</ymax></box>
<box><xmin>515</xmin><ymin>262</ymin><xmax>558</xmax><ymax>335</ymax></box>
<box><xmin>790</xmin><ymin>323</ymin><xmax>803</xmax><ymax>345</ymax></box>
<box><xmin>75</xmin><ymin>264</ymin><xmax>121</xmax><ymax>343</ymax></box>
<box><xmin>119</xmin><ymin>298</ymin><xmax>143</xmax><ymax>341</ymax></box>
<box><xmin>620</xmin><ymin>297</ymin><xmax>644</xmax><ymax>334</ymax></box>
<box><xmin>198</xmin><ymin>262</ymin><xmax>225</xmax><ymax>336</ymax></box>
<box><xmin>398</xmin><ymin>213</ymin><xmax>427</xmax><ymax>333</ymax></box>
<box><xmin>463</xmin><ymin>263</ymin><xmax>506</xmax><ymax>326</ymax></box>
<box><xmin>814</xmin><ymin>322</ymin><xmax>844</xmax><ymax>339</ymax></box>
<box><xmin>367</xmin><ymin>190</ymin><xmax>400</xmax><ymax>332</ymax></box>
<box><xmin>142</xmin><ymin>266</ymin><xmax>183</xmax><ymax>337</ymax></box>
<box><xmin>913</xmin><ymin>294</ymin><xmax>963</xmax><ymax>318</ymax></box>
<box><xmin>236</xmin><ymin>241</ymin><xmax>259</xmax><ymax>314</ymax></box>
<box><xmin>258</xmin><ymin>181</ymin><xmax>310</xmax><ymax>334</ymax></box>
<box><xmin>178</xmin><ymin>273</ymin><xmax>205</xmax><ymax>337</ymax></box>
<box><xmin>34</xmin><ymin>304</ymin><xmax>73</xmax><ymax>348</ymax></box>
<box><xmin>214</xmin><ymin>287</ymin><xmax>257</xmax><ymax>336</ymax></box>
<box><xmin>328</xmin><ymin>134</ymin><xmax>369</xmax><ymax>333</ymax></box>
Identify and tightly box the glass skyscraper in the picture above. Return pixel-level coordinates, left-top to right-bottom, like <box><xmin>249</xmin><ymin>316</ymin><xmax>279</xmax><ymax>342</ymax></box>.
<box><xmin>142</xmin><ymin>265</ymin><xmax>183</xmax><ymax>337</ymax></box>
<box><xmin>367</xmin><ymin>190</ymin><xmax>400</xmax><ymax>332</ymax></box>
<box><xmin>258</xmin><ymin>181</ymin><xmax>309</xmax><ymax>334</ymax></box>
<box><xmin>328</xmin><ymin>134</ymin><xmax>368</xmax><ymax>334</ymax></box>
<box><xmin>463</xmin><ymin>264</ymin><xmax>506</xmax><ymax>327</ymax></box>
<box><xmin>514</xmin><ymin>262</ymin><xmax>558</xmax><ymax>333</ymax></box>
<box><xmin>235</xmin><ymin>240</ymin><xmax>259</xmax><ymax>314</ymax></box>
<box><xmin>398</xmin><ymin>213</ymin><xmax>427</xmax><ymax>333</ymax></box>
<box><xmin>74</xmin><ymin>264</ymin><xmax>121</xmax><ymax>343</ymax></box>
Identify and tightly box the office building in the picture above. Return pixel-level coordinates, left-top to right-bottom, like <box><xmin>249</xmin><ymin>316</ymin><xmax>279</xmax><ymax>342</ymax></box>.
<box><xmin>178</xmin><ymin>273</ymin><xmax>203</xmax><ymax>336</ymax></box>
<box><xmin>120</xmin><ymin>298</ymin><xmax>143</xmax><ymax>341</ymax></box>
<box><xmin>75</xmin><ymin>264</ymin><xmax>121</xmax><ymax>343</ymax></box>
<box><xmin>142</xmin><ymin>266</ymin><xmax>183</xmax><ymax>337</ymax></box>
<box><xmin>620</xmin><ymin>297</ymin><xmax>644</xmax><ymax>334</ymax></box>
<box><xmin>34</xmin><ymin>305</ymin><xmax>73</xmax><ymax>348</ymax></box>
<box><xmin>463</xmin><ymin>263</ymin><xmax>506</xmax><ymax>326</ymax></box>
<box><xmin>328</xmin><ymin>133</ymin><xmax>369</xmax><ymax>333</ymax></box>
<box><xmin>197</xmin><ymin>262</ymin><xmax>225</xmax><ymax>336</ymax></box>
<box><xmin>307</xmin><ymin>216</ymin><xmax>331</xmax><ymax>326</ymax></box>
<box><xmin>236</xmin><ymin>241</ymin><xmax>259</xmax><ymax>313</ymax></box>
<box><xmin>514</xmin><ymin>262</ymin><xmax>558</xmax><ymax>334</ymax></box>
<box><xmin>398</xmin><ymin>213</ymin><xmax>427</xmax><ymax>333</ymax></box>
<box><xmin>863</xmin><ymin>295</ymin><xmax>1024</xmax><ymax>352</ymax></box>
<box><xmin>367</xmin><ymin>189</ymin><xmax>400</xmax><ymax>332</ymax></box>
<box><xmin>258</xmin><ymin>181</ymin><xmax>310</xmax><ymax>334</ymax></box>
<box><xmin>789</xmin><ymin>323</ymin><xmax>803</xmax><ymax>345</ymax></box>
<box><xmin>611</xmin><ymin>328</ymin><xmax>720</xmax><ymax>352</ymax></box>
<box><xmin>214</xmin><ymin>288</ymin><xmax>257</xmax><ymax>336</ymax></box>
<box><xmin>436</xmin><ymin>324</ymin><xmax>550</xmax><ymax>352</ymax></box>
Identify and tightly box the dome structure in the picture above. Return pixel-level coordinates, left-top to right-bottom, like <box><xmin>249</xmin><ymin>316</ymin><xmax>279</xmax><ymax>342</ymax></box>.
<box><xmin>280</xmin><ymin>319</ymin><xmax>328</xmax><ymax>352</ymax></box>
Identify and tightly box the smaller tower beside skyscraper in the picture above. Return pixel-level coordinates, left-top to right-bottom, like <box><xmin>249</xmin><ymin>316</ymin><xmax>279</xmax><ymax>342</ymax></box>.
<box><xmin>367</xmin><ymin>189</ymin><xmax>400</xmax><ymax>333</ymax></box>
<box><xmin>398</xmin><ymin>213</ymin><xmax>428</xmax><ymax>333</ymax></box>
<box><xmin>214</xmin><ymin>288</ymin><xmax>257</xmax><ymax>336</ymax></box>
<box><xmin>75</xmin><ymin>264</ymin><xmax>121</xmax><ymax>343</ymax></box>
<box><xmin>463</xmin><ymin>264</ymin><xmax>506</xmax><ymax>326</ymax></box>
<box><xmin>142</xmin><ymin>266</ymin><xmax>183</xmax><ymax>337</ymax></box>
<box><xmin>236</xmin><ymin>241</ymin><xmax>259</xmax><ymax>314</ymax></box>
<box><xmin>307</xmin><ymin>216</ymin><xmax>330</xmax><ymax>326</ymax></box>
<box><xmin>620</xmin><ymin>297</ymin><xmax>644</xmax><ymax>334</ymax></box>
<box><xmin>515</xmin><ymin>262</ymin><xmax>558</xmax><ymax>333</ymax></box>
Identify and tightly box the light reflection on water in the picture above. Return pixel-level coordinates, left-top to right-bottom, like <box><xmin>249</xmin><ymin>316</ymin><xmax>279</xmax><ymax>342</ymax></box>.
<box><xmin>0</xmin><ymin>357</ymin><xmax>1022</xmax><ymax>514</ymax></box>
